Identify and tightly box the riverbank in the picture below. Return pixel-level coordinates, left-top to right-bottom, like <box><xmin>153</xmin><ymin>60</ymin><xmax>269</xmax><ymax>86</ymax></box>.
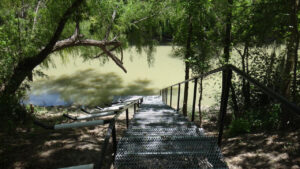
<box><xmin>1</xmin><ymin>106</ymin><xmax>299</xmax><ymax>169</ymax></box>
<box><xmin>0</xmin><ymin>106</ymin><xmax>131</xmax><ymax>169</ymax></box>
<box><xmin>196</xmin><ymin>119</ymin><xmax>300</xmax><ymax>169</ymax></box>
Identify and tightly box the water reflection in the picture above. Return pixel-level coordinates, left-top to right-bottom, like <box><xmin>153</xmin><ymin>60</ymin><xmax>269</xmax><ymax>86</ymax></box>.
<box><xmin>27</xmin><ymin>69</ymin><xmax>156</xmax><ymax>106</ymax></box>
<box><xmin>27</xmin><ymin>93</ymin><xmax>72</xmax><ymax>106</ymax></box>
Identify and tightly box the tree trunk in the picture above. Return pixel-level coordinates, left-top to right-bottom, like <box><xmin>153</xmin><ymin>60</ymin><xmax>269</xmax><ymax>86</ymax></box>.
<box><xmin>230</xmin><ymin>83</ymin><xmax>240</xmax><ymax>118</ymax></box>
<box><xmin>198</xmin><ymin>77</ymin><xmax>203</xmax><ymax>127</ymax></box>
<box><xmin>1</xmin><ymin>0</ymin><xmax>84</xmax><ymax>98</ymax></box>
<box><xmin>182</xmin><ymin>13</ymin><xmax>193</xmax><ymax>117</ymax></box>
<box><xmin>224</xmin><ymin>0</ymin><xmax>233</xmax><ymax>63</ymax></box>
<box><xmin>242</xmin><ymin>42</ymin><xmax>250</xmax><ymax>109</ymax></box>
<box><xmin>267</xmin><ymin>46</ymin><xmax>276</xmax><ymax>83</ymax></box>
<box><xmin>292</xmin><ymin>0</ymin><xmax>299</xmax><ymax>102</ymax></box>
<box><xmin>280</xmin><ymin>0</ymin><xmax>299</xmax><ymax>127</ymax></box>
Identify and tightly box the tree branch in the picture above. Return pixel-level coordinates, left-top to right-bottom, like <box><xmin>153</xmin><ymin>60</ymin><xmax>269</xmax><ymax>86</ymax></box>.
<box><xmin>234</xmin><ymin>46</ymin><xmax>243</xmax><ymax>57</ymax></box>
<box><xmin>132</xmin><ymin>13</ymin><xmax>157</xmax><ymax>25</ymax></box>
<box><xmin>4</xmin><ymin>0</ymin><xmax>84</xmax><ymax>95</ymax></box>
<box><xmin>32</xmin><ymin>0</ymin><xmax>42</xmax><ymax>33</ymax></box>
<box><xmin>53</xmin><ymin>38</ymin><xmax>121</xmax><ymax>52</ymax></box>
<box><xmin>52</xmin><ymin>33</ymin><xmax>126</xmax><ymax>73</ymax></box>
<box><xmin>101</xmin><ymin>46</ymin><xmax>127</xmax><ymax>73</ymax></box>
<box><xmin>93</xmin><ymin>44</ymin><xmax>121</xmax><ymax>58</ymax></box>
<box><xmin>105</xmin><ymin>9</ymin><xmax>117</xmax><ymax>40</ymax></box>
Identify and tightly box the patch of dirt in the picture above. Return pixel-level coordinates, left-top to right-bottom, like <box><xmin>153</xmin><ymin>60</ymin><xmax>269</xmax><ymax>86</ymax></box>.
<box><xmin>0</xmin><ymin>106</ymin><xmax>134</xmax><ymax>169</ymax></box>
<box><xmin>195</xmin><ymin>119</ymin><xmax>300</xmax><ymax>169</ymax></box>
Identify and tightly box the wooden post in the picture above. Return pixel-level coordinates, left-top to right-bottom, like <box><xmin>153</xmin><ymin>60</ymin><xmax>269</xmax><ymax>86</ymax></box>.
<box><xmin>218</xmin><ymin>67</ymin><xmax>232</xmax><ymax>147</ymax></box>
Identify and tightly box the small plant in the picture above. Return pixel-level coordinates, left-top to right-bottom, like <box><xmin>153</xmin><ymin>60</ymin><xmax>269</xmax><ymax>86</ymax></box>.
<box><xmin>227</xmin><ymin>119</ymin><xmax>251</xmax><ymax>136</ymax></box>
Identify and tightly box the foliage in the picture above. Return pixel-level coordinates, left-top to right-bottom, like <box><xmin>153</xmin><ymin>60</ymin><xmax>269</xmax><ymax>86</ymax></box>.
<box><xmin>0</xmin><ymin>0</ymin><xmax>299</xmax><ymax>131</ymax></box>
<box><xmin>0</xmin><ymin>0</ymin><xmax>167</xmax><ymax>121</ymax></box>
<box><xmin>227</xmin><ymin>104</ymin><xmax>281</xmax><ymax>136</ymax></box>
<box><xmin>168</xmin><ymin>0</ymin><xmax>222</xmax><ymax>72</ymax></box>
<box><xmin>228</xmin><ymin>119</ymin><xmax>251</xmax><ymax>136</ymax></box>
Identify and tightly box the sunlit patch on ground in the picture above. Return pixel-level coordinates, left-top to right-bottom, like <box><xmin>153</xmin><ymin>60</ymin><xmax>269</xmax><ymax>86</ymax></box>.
<box><xmin>0</xmin><ymin>106</ymin><xmax>133</xmax><ymax>169</ymax></box>
<box><xmin>196</xmin><ymin>119</ymin><xmax>300</xmax><ymax>169</ymax></box>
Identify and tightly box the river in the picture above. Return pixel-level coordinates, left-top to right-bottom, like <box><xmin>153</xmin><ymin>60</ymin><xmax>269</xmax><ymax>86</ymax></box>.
<box><xmin>26</xmin><ymin>46</ymin><xmax>222</xmax><ymax>113</ymax></box>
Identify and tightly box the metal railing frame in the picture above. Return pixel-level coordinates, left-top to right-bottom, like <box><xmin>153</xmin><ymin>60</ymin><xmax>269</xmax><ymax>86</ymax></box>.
<box><xmin>34</xmin><ymin>97</ymin><xmax>143</xmax><ymax>169</ymax></box>
<box><xmin>160</xmin><ymin>64</ymin><xmax>300</xmax><ymax>147</ymax></box>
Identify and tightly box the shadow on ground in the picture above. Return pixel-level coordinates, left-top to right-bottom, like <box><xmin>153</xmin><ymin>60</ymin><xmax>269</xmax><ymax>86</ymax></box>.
<box><xmin>0</xmin><ymin>107</ymin><xmax>134</xmax><ymax>169</ymax></box>
<box><xmin>195</xmin><ymin>119</ymin><xmax>300</xmax><ymax>169</ymax></box>
<box><xmin>29</xmin><ymin>69</ymin><xmax>156</xmax><ymax>106</ymax></box>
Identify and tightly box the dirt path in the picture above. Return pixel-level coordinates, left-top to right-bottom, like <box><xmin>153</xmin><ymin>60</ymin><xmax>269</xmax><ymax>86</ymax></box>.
<box><xmin>197</xmin><ymin>119</ymin><xmax>300</xmax><ymax>169</ymax></box>
<box><xmin>1</xmin><ymin>107</ymin><xmax>299</xmax><ymax>169</ymax></box>
<box><xmin>0</xmin><ymin>106</ymin><xmax>133</xmax><ymax>169</ymax></box>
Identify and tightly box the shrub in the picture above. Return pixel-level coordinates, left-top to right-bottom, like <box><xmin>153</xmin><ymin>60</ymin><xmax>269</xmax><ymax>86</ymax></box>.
<box><xmin>227</xmin><ymin>119</ymin><xmax>251</xmax><ymax>136</ymax></box>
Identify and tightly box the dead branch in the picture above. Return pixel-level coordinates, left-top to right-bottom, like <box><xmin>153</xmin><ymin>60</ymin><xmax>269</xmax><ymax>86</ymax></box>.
<box><xmin>101</xmin><ymin>46</ymin><xmax>127</xmax><ymax>73</ymax></box>
<box><xmin>93</xmin><ymin>44</ymin><xmax>121</xmax><ymax>58</ymax></box>
<box><xmin>234</xmin><ymin>46</ymin><xmax>243</xmax><ymax>57</ymax></box>
<box><xmin>105</xmin><ymin>9</ymin><xmax>117</xmax><ymax>40</ymax></box>
<box><xmin>32</xmin><ymin>0</ymin><xmax>42</xmax><ymax>33</ymax></box>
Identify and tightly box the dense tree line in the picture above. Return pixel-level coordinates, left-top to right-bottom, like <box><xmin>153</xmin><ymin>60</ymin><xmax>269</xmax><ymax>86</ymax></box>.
<box><xmin>165</xmin><ymin>0</ymin><xmax>300</xmax><ymax>130</ymax></box>
<box><xmin>0</xmin><ymin>0</ymin><xmax>165</xmax><ymax>125</ymax></box>
<box><xmin>0</xmin><ymin>0</ymin><xmax>299</xmax><ymax>130</ymax></box>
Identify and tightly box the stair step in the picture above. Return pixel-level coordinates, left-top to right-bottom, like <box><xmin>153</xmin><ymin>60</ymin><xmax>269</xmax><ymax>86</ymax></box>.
<box><xmin>115</xmin><ymin>153</ymin><xmax>227</xmax><ymax>169</ymax></box>
<box><xmin>124</xmin><ymin>128</ymin><xmax>203</xmax><ymax>136</ymax></box>
<box><xmin>114</xmin><ymin>96</ymin><xmax>228</xmax><ymax>169</ymax></box>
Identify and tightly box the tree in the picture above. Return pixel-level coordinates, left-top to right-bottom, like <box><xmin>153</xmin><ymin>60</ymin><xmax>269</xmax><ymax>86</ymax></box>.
<box><xmin>229</xmin><ymin>0</ymin><xmax>299</xmax><ymax>127</ymax></box>
<box><xmin>0</xmin><ymin>0</ymin><xmax>166</xmax><ymax>119</ymax></box>
<box><xmin>167</xmin><ymin>0</ymin><xmax>221</xmax><ymax>118</ymax></box>
<box><xmin>280</xmin><ymin>0</ymin><xmax>299</xmax><ymax>126</ymax></box>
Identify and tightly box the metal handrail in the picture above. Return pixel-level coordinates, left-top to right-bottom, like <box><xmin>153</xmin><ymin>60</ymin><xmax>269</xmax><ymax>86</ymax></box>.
<box><xmin>162</xmin><ymin>64</ymin><xmax>300</xmax><ymax>114</ymax></box>
<box><xmin>34</xmin><ymin>97</ymin><xmax>143</xmax><ymax>169</ymax></box>
<box><xmin>228</xmin><ymin>64</ymin><xmax>300</xmax><ymax>114</ymax></box>
<box><xmin>164</xmin><ymin>66</ymin><xmax>226</xmax><ymax>88</ymax></box>
<box><xmin>160</xmin><ymin>64</ymin><xmax>300</xmax><ymax>147</ymax></box>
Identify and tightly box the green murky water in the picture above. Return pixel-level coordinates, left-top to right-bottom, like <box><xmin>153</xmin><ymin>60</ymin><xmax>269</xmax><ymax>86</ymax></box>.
<box><xmin>27</xmin><ymin>46</ymin><xmax>222</xmax><ymax>110</ymax></box>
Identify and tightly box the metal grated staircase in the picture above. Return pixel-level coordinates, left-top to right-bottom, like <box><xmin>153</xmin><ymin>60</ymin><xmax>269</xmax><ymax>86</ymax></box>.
<box><xmin>114</xmin><ymin>96</ymin><xmax>228</xmax><ymax>169</ymax></box>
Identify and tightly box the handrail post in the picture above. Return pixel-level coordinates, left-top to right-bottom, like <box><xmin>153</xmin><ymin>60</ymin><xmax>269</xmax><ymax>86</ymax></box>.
<box><xmin>134</xmin><ymin>103</ymin><xmax>137</xmax><ymax>113</ymax></box>
<box><xmin>162</xmin><ymin>89</ymin><xmax>164</xmax><ymax>103</ymax></box>
<box><xmin>218</xmin><ymin>66</ymin><xmax>232</xmax><ymax>147</ymax></box>
<box><xmin>170</xmin><ymin>86</ymin><xmax>173</xmax><ymax>107</ymax></box>
<box><xmin>163</xmin><ymin>89</ymin><xmax>165</xmax><ymax>103</ymax></box>
<box><xmin>126</xmin><ymin>109</ymin><xmax>129</xmax><ymax>128</ymax></box>
<box><xmin>177</xmin><ymin>84</ymin><xmax>181</xmax><ymax>111</ymax></box>
<box><xmin>166</xmin><ymin>88</ymin><xmax>168</xmax><ymax>104</ymax></box>
<box><xmin>191</xmin><ymin>78</ymin><xmax>198</xmax><ymax>122</ymax></box>
<box><xmin>112</xmin><ymin>124</ymin><xmax>117</xmax><ymax>160</ymax></box>
<box><xmin>137</xmin><ymin>100</ymin><xmax>141</xmax><ymax>108</ymax></box>
<box><xmin>162</xmin><ymin>89</ymin><xmax>165</xmax><ymax>103</ymax></box>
